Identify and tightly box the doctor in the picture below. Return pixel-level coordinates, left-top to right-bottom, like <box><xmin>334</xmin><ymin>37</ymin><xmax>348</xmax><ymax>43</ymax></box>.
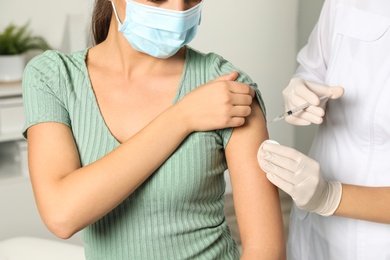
<box><xmin>258</xmin><ymin>0</ymin><xmax>390</xmax><ymax>259</ymax></box>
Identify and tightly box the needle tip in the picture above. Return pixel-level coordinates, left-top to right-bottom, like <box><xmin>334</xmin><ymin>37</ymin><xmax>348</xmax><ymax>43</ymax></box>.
<box><xmin>268</xmin><ymin>115</ymin><xmax>284</xmax><ymax>124</ymax></box>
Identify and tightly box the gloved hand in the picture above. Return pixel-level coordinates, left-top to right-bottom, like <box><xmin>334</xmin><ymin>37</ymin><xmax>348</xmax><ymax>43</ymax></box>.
<box><xmin>282</xmin><ymin>78</ymin><xmax>344</xmax><ymax>125</ymax></box>
<box><xmin>257</xmin><ymin>140</ymin><xmax>342</xmax><ymax>216</ymax></box>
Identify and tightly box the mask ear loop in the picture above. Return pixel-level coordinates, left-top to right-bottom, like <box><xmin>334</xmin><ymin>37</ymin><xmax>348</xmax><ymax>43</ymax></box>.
<box><xmin>110</xmin><ymin>1</ymin><xmax>123</xmax><ymax>25</ymax></box>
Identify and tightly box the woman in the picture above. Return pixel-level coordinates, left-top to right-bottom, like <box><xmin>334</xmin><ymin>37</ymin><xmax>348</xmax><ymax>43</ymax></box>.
<box><xmin>22</xmin><ymin>0</ymin><xmax>285</xmax><ymax>259</ymax></box>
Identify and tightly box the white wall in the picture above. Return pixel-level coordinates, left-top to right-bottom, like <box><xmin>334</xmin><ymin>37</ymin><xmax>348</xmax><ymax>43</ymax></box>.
<box><xmin>293</xmin><ymin>0</ymin><xmax>325</xmax><ymax>154</ymax></box>
<box><xmin>0</xmin><ymin>0</ymin><xmax>92</xmax><ymax>52</ymax></box>
<box><xmin>0</xmin><ymin>0</ymin><xmax>300</xmax><ymax>245</ymax></box>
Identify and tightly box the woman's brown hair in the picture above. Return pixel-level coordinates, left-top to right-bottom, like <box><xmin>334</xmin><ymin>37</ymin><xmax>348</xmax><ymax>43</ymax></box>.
<box><xmin>91</xmin><ymin>0</ymin><xmax>113</xmax><ymax>45</ymax></box>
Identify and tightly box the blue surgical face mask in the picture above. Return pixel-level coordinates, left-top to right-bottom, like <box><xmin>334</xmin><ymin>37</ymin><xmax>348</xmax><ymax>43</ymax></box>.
<box><xmin>111</xmin><ymin>0</ymin><xmax>202</xmax><ymax>58</ymax></box>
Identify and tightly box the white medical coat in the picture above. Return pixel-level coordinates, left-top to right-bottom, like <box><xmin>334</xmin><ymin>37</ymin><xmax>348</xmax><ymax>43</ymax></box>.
<box><xmin>288</xmin><ymin>0</ymin><xmax>390</xmax><ymax>259</ymax></box>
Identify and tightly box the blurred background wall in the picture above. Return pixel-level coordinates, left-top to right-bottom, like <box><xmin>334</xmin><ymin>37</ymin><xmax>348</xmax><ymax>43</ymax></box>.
<box><xmin>0</xmin><ymin>0</ymin><xmax>324</xmax><ymax>246</ymax></box>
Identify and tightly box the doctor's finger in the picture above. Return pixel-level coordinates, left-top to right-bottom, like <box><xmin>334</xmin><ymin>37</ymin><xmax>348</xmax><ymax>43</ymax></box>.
<box><xmin>304</xmin><ymin>80</ymin><xmax>336</xmax><ymax>100</ymax></box>
<box><xmin>285</xmin><ymin>115</ymin><xmax>312</xmax><ymax>126</ymax></box>
<box><xmin>289</xmin><ymin>109</ymin><xmax>325</xmax><ymax>125</ymax></box>
<box><xmin>285</xmin><ymin>94</ymin><xmax>307</xmax><ymax>110</ymax></box>
<box><xmin>261</xmin><ymin>161</ymin><xmax>304</xmax><ymax>185</ymax></box>
<box><xmin>293</xmin><ymin>82</ymin><xmax>320</xmax><ymax>105</ymax></box>
<box><xmin>266</xmin><ymin>173</ymin><xmax>295</xmax><ymax>195</ymax></box>
<box><xmin>258</xmin><ymin>148</ymin><xmax>299</xmax><ymax>172</ymax></box>
<box><xmin>286</xmin><ymin>115</ymin><xmax>323</xmax><ymax>125</ymax></box>
<box><xmin>304</xmin><ymin>105</ymin><xmax>325</xmax><ymax>116</ymax></box>
<box><xmin>261</xmin><ymin>143</ymin><xmax>305</xmax><ymax>163</ymax></box>
<box><xmin>329</xmin><ymin>86</ymin><xmax>344</xmax><ymax>99</ymax></box>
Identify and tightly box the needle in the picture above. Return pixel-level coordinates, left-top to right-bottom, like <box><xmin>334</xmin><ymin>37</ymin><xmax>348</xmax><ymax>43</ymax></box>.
<box><xmin>268</xmin><ymin>95</ymin><xmax>330</xmax><ymax>124</ymax></box>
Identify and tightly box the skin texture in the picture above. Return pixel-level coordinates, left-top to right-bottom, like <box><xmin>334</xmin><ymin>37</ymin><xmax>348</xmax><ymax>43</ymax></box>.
<box><xmin>226</xmin><ymin>101</ymin><xmax>285</xmax><ymax>259</ymax></box>
<box><xmin>26</xmin><ymin>0</ymin><xmax>286</xmax><ymax>258</ymax></box>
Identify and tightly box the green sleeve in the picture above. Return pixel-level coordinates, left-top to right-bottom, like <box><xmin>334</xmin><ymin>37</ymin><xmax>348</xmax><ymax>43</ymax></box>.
<box><xmin>22</xmin><ymin>51</ymin><xmax>71</xmax><ymax>138</ymax></box>
<box><xmin>208</xmin><ymin>54</ymin><xmax>267</xmax><ymax>148</ymax></box>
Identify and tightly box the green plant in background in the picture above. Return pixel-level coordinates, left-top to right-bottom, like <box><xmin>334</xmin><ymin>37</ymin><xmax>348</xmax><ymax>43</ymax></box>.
<box><xmin>0</xmin><ymin>22</ymin><xmax>51</xmax><ymax>55</ymax></box>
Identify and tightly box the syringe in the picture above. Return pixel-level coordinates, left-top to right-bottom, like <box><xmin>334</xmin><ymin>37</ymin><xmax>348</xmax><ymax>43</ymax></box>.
<box><xmin>269</xmin><ymin>95</ymin><xmax>329</xmax><ymax>124</ymax></box>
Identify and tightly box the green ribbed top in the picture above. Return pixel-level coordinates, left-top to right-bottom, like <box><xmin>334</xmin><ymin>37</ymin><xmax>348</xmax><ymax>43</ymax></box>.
<box><xmin>22</xmin><ymin>46</ymin><xmax>265</xmax><ymax>260</ymax></box>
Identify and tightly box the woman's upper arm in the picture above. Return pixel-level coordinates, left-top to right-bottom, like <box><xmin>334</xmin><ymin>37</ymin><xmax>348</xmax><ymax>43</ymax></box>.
<box><xmin>28</xmin><ymin>122</ymin><xmax>81</xmax><ymax>180</ymax></box>
<box><xmin>225</xmin><ymin>99</ymin><xmax>286</xmax><ymax>259</ymax></box>
<box><xmin>27</xmin><ymin>123</ymin><xmax>81</xmax><ymax>224</ymax></box>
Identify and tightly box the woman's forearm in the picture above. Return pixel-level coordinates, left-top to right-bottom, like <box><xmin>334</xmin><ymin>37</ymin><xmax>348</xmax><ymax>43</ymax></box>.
<box><xmin>29</xmin><ymin>105</ymin><xmax>191</xmax><ymax>238</ymax></box>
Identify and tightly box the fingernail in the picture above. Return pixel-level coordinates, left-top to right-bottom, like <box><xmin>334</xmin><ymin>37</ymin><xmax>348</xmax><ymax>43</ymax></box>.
<box><xmin>263</xmin><ymin>151</ymin><xmax>273</xmax><ymax>160</ymax></box>
<box><xmin>257</xmin><ymin>149</ymin><xmax>273</xmax><ymax>161</ymax></box>
<box><xmin>260</xmin><ymin>160</ymin><xmax>277</xmax><ymax>172</ymax></box>
<box><xmin>260</xmin><ymin>139</ymin><xmax>280</xmax><ymax>151</ymax></box>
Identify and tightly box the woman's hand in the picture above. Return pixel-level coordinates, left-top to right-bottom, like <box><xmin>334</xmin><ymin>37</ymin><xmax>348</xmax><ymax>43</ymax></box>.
<box><xmin>175</xmin><ymin>71</ymin><xmax>255</xmax><ymax>132</ymax></box>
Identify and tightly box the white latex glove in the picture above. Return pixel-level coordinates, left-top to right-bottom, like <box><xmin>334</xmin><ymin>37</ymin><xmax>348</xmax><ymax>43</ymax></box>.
<box><xmin>257</xmin><ymin>140</ymin><xmax>342</xmax><ymax>216</ymax></box>
<box><xmin>282</xmin><ymin>78</ymin><xmax>344</xmax><ymax>125</ymax></box>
